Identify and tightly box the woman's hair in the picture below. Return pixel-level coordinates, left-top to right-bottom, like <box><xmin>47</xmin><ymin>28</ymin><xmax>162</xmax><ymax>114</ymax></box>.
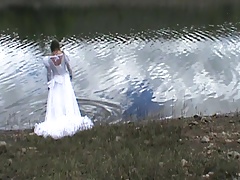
<box><xmin>50</xmin><ymin>39</ymin><xmax>60</xmax><ymax>52</ymax></box>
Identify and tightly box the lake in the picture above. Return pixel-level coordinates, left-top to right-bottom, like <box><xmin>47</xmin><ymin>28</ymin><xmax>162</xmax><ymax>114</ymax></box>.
<box><xmin>1</xmin><ymin>5</ymin><xmax>240</xmax><ymax>129</ymax></box>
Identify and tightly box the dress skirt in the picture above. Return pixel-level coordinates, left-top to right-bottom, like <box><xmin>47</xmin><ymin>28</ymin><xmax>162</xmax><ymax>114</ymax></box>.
<box><xmin>34</xmin><ymin>73</ymin><xmax>94</xmax><ymax>139</ymax></box>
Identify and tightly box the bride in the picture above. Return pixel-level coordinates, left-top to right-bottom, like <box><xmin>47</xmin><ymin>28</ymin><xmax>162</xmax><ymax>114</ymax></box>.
<box><xmin>34</xmin><ymin>39</ymin><xmax>94</xmax><ymax>139</ymax></box>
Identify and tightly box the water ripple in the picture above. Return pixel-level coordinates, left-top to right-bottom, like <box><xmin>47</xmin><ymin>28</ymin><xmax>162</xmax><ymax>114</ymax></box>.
<box><xmin>1</xmin><ymin>23</ymin><xmax>240</xmax><ymax>128</ymax></box>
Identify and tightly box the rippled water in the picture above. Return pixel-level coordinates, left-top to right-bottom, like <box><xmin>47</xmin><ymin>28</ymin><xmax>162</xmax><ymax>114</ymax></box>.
<box><xmin>1</xmin><ymin>7</ymin><xmax>240</xmax><ymax>129</ymax></box>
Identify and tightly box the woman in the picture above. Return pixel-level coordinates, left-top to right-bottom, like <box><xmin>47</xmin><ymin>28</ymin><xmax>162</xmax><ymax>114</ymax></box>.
<box><xmin>34</xmin><ymin>39</ymin><xmax>94</xmax><ymax>139</ymax></box>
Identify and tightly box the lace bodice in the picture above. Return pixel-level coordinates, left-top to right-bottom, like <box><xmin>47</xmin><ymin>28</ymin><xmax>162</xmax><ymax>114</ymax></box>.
<box><xmin>43</xmin><ymin>53</ymin><xmax>72</xmax><ymax>82</ymax></box>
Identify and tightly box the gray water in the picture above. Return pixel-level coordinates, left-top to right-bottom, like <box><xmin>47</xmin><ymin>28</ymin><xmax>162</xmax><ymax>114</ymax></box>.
<box><xmin>1</xmin><ymin>6</ymin><xmax>240</xmax><ymax>129</ymax></box>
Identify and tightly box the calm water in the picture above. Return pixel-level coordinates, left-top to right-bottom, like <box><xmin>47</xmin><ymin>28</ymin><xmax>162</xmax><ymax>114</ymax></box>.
<box><xmin>1</xmin><ymin>6</ymin><xmax>240</xmax><ymax>129</ymax></box>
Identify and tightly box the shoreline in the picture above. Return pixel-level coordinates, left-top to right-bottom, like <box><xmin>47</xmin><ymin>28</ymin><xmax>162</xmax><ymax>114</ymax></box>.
<box><xmin>0</xmin><ymin>111</ymin><xmax>237</xmax><ymax>133</ymax></box>
<box><xmin>0</xmin><ymin>111</ymin><xmax>238</xmax><ymax>133</ymax></box>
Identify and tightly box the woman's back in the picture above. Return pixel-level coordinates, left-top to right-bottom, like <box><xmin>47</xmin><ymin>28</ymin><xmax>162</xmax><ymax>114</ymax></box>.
<box><xmin>48</xmin><ymin>53</ymin><xmax>68</xmax><ymax>76</ymax></box>
<box><xmin>43</xmin><ymin>52</ymin><xmax>72</xmax><ymax>83</ymax></box>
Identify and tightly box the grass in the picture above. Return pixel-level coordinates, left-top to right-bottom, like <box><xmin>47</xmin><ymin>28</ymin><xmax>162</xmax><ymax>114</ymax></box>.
<box><xmin>1</xmin><ymin>114</ymin><xmax>240</xmax><ymax>179</ymax></box>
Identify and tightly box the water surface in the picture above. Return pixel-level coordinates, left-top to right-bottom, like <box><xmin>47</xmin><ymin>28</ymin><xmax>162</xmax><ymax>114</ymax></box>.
<box><xmin>1</xmin><ymin>6</ymin><xmax>240</xmax><ymax>129</ymax></box>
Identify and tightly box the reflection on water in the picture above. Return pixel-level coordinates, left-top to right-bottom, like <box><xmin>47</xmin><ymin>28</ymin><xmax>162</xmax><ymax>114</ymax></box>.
<box><xmin>1</xmin><ymin>6</ymin><xmax>240</xmax><ymax>129</ymax></box>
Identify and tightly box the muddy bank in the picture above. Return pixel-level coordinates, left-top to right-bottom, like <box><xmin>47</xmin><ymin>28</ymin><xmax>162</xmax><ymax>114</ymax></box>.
<box><xmin>1</xmin><ymin>0</ymin><xmax>240</xmax><ymax>9</ymax></box>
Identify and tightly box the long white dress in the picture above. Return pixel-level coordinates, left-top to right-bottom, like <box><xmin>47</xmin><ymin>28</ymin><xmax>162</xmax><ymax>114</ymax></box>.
<box><xmin>34</xmin><ymin>53</ymin><xmax>94</xmax><ymax>139</ymax></box>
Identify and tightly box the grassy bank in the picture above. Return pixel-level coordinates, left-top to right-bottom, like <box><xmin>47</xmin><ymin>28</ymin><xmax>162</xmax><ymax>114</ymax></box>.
<box><xmin>1</xmin><ymin>114</ymin><xmax>240</xmax><ymax>179</ymax></box>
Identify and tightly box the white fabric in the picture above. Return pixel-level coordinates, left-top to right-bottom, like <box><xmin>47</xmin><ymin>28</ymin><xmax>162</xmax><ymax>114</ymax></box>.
<box><xmin>34</xmin><ymin>55</ymin><xmax>94</xmax><ymax>139</ymax></box>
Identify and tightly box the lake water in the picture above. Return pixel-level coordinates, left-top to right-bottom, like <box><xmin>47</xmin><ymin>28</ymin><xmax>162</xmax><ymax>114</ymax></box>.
<box><xmin>1</xmin><ymin>6</ymin><xmax>240</xmax><ymax>129</ymax></box>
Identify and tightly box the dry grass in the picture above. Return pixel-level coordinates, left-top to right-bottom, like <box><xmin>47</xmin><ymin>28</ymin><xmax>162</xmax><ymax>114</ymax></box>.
<box><xmin>1</xmin><ymin>114</ymin><xmax>240</xmax><ymax>179</ymax></box>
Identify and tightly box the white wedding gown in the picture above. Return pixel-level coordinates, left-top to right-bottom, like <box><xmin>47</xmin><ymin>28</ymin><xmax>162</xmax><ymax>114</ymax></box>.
<box><xmin>34</xmin><ymin>53</ymin><xmax>94</xmax><ymax>139</ymax></box>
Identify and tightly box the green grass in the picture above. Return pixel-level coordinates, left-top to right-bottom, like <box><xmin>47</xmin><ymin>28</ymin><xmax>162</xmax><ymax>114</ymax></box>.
<box><xmin>1</xmin><ymin>115</ymin><xmax>240</xmax><ymax>179</ymax></box>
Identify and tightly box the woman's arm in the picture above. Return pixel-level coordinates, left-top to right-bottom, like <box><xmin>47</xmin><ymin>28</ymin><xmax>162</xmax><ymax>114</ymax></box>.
<box><xmin>46</xmin><ymin>66</ymin><xmax>52</xmax><ymax>82</ymax></box>
<box><xmin>64</xmin><ymin>53</ymin><xmax>73</xmax><ymax>80</ymax></box>
<box><xmin>43</xmin><ymin>57</ymin><xmax>52</xmax><ymax>82</ymax></box>
<box><xmin>43</xmin><ymin>57</ymin><xmax>52</xmax><ymax>90</ymax></box>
